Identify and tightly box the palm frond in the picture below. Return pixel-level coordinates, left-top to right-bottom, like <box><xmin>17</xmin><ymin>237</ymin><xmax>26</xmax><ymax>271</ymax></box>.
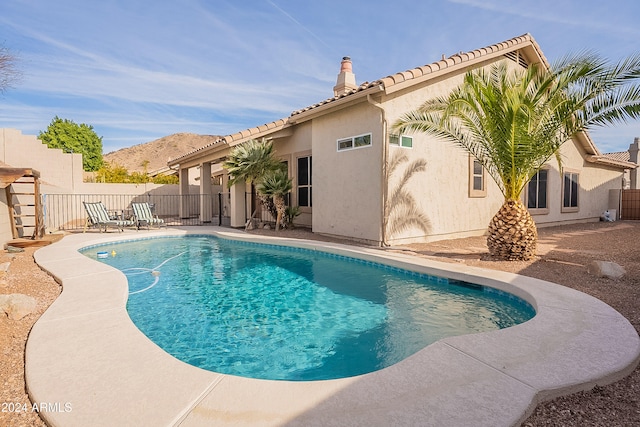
<box><xmin>256</xmin><ymin>168</ymin><xmax>292</xmax><ymax>197</ymax></box>
<box><xmin>223</xmin><ymin>138</ymin><xmax>282</xmax><ymax>186</ymax></box>
<box><xmin>393</xmin><ymin>52</ymin><xmax>640</xmax><ymax>201</ymax></box>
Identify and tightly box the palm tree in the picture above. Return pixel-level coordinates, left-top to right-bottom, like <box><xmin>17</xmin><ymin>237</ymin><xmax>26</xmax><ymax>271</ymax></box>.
<box><xmin>256</xmin><ymin>168</ymin><xmax>292</xmax><ymax>230</ymax></box>
<box><xmin>223</xmin><ymin>138</ymin><xmax>282</xmax><ymax>221</ymax></box>
<box><xmin>393</xmin><ymin>53</ymin><xmax>640</xmax><ymax>260</ymax></box>
<box><xmin>223</xmin><ymin>138</ymin><xmax>281</xmax><ymax>186</ymax></box>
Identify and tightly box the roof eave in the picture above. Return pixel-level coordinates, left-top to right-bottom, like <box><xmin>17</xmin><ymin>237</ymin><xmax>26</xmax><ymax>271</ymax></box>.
<box><xmin>167</xmin><ymin>120</ymin><xmax>293</xmax><ymax>167</ymax></box>
<box><xmin>585</xmin><ymin>155</ymin><xmax>637</xmax><ymax>169</ymax></box>
<box><xmin>167</xmin><ymin>139</ymin><xmax>227</xmax><ymax>167</ymax></box>
<box><xmin>289</xmin><ymin>85</ymin><xmax>384</xmax><ymax>124</ymax></box>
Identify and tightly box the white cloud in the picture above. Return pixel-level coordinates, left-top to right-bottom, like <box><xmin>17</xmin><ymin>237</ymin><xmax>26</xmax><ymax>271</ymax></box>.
<box><xmin>2</xmin><ymin>0</ymin><xmax>640</xmax><ymax>153</ymax></box>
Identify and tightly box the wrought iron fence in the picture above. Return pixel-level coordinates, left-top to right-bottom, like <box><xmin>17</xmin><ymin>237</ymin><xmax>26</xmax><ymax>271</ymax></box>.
<box><xmin>43</xmin><ymin>193</ymin><xmax>232</xmax><ymax>231</ymax></box>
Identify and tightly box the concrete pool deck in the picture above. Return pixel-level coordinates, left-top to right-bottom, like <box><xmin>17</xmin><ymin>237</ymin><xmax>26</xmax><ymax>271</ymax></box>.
<box><xmin>26</xmin><ymin>227</ymin><xmax>640</xmax><ymax>427</ymax></box>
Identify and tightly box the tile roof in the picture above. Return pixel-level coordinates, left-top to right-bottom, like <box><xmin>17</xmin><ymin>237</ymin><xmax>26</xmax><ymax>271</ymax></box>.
<box><xmin>290</xmin><ymin>33</ymin><xmax>542</xmax><ymax>116</ymax></box>
<box><xmin>602</xmin><ymin>151</ymin><xmax>631</xmax><ymax>162</ymax></box>
<box><xmin>169</xmin><ymin>33</ymin><xmax>542</xmax><ymax>165</ymax></box>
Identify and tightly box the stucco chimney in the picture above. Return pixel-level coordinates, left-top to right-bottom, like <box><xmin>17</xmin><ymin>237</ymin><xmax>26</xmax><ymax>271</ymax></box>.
<box><xmin>333</xmin><ymin>56</ymin><xmax>358</xmax><ymax>97</ymax></box>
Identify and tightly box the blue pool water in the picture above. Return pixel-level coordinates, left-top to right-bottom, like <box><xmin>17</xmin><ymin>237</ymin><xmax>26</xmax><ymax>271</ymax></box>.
<box><xmin>81</xmin><ymin>235</ymin><xmax>535</xmax><ymax>381</ymax></box>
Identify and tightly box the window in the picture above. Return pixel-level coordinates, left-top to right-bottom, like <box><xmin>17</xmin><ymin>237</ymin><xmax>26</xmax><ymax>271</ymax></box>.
<box><xmin>337</xmin><ymin>133</ymin><xmax>371</xmax><ymax>151</ymax></box>
<box><xmin>297</xmin><ymin>156</ymin><xmax>312</xmax><ymax>207</ymax></box>
<box><xmin>527</xmin><ymin>169</ymin><xmax>548</xmax><ymax>213</ymax></box>
<box><xmin>389</xmin><ymin>134</ymin><xmax>413</xmax><ymax>148</ymax></box>
<box><xmin>562</xmin><ymin>170</ymin><xmax>579</xmax><ymax>211</ymax></box>
<box><xmin>469</xmin><ymin>156</ymin><xmax>486</xmax><ymax>197</ymax></box>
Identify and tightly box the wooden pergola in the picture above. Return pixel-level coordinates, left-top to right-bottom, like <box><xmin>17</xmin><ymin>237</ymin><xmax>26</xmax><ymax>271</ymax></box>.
<box><xmin>1</xmin><ymin>166</ymin><xmax>44</xmax><ymax>241</ymax></box>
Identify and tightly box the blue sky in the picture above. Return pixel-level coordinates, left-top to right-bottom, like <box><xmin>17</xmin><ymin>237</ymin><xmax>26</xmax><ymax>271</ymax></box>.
<box><xmin>1</xmin><ymin>0</ymin><xmax>640</xmax><ymax>154</ymax></box>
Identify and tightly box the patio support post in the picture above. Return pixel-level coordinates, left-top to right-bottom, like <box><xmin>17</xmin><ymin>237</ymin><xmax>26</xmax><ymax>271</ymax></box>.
<box><xmin>200</xmin><ymin>162</ymin><xmax>212</xmax><ymax>223</ymax></box>
<box><xmin>229</xmin><ymin>181</ymin><xmax>246</xmax><ymax>228</ymax></box>
<box><xmin>179</xmin><ymin>168</ymin><xmax>190</xmax><ymax>218</ymax></box>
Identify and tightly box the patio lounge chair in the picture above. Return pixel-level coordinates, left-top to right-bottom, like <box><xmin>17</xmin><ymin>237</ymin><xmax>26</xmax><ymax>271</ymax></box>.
<box><xmin>131</xmin><ymin>202</ymin><xmax>165</xmax><ymax>230</ymax></box>
<box><xmin>83</xmin><ymin>201</ymin><xmax>135</xmax><ymax>233</ymax></box>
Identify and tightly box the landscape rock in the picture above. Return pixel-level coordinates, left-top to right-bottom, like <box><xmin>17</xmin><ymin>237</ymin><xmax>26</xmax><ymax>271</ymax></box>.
<box><xmin>586</xmin><ymin>260</ymin><xmax>626</xmax><ymax>280</ymax></box>
<box><xmin>0</xmin><ymin>294</ymin><xmax>37</xmax><ymax>320</ymax></box>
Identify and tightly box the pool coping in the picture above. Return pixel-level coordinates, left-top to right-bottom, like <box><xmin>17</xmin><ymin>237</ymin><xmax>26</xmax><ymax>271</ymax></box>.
<box><xmin>26</xmin><ymin>227</ymin><xmax>640</xmax><ymax>427</ymax></box>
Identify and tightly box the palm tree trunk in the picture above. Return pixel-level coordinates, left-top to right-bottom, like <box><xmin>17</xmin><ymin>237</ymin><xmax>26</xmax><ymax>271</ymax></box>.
<box><xmin>487</xmin><ymin>199</ymin><xmax>537</xmax><ymax>261</ymax></box>
<box><xmin>274</xmin><ymin>195</ymin><xmax>285</xmax><ymax>231</ymax></box>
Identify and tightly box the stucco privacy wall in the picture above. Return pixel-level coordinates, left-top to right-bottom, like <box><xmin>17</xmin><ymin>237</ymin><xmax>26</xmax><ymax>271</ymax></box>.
<box><xmin>0</xmin><ymin>128</ymin><xmax>82</xmax><ymax>244</ymax></box>
<box><xmin>0</xmin><ymin>128</ymin><xmax>84</xmax><ymax>190</ymax></box>
<box><xmin>0</xmin><ymin>190</ymin><xmax>11</xmax><ymax>245</ymax></box>
<box><xmin>0</xmin><ymin>128</ymin><xmax>181</xmax><ymax>245</ymax></box>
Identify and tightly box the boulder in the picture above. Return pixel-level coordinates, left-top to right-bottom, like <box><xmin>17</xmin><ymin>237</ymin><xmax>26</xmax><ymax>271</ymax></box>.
<box><xmin>0</xmin><ymin>293</ymin><xmax>37</xmax><ymax>320</ymax></box>
<box><xmin>587</xmin><ymin>260</ymin><xmax>626</xmax><ymax>280</ymax></box>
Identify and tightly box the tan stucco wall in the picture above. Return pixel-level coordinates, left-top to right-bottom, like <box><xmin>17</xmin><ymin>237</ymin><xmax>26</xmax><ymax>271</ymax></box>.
<box><xmin>274</xmin><ymin>122</ymin><xmax>313</xmax><ymax>228</ymax></box>
<box><xmin>0</xmin><ymin>129</ymin><xmax>182</xmax><ymax>246</ymax></box>
<box><xmin>530</xmin><ymin>139</ymin><xmax>624</xmax><ymax>227</ymax></box>
<box><xmin>380</xmin><ymin>65</ymin><xmax>503</xmax><ymax>245</ymax></box>
<box><xmin>310</xmin><ymin>102</ymin><xmax>384</xmax><ymax>243</ymax></box>
<box><xmin>0</xmin><ymin>190</ymin><xmax>12</xmax><ymax>245</ymax></box>
<box><xmin>0</xmin><ymin>128</ymin><xmax>84</xmax><ymax>191</ymax></box>
<box><xmin>376</xmin><ymin>58</ymin><xmax>625</xmax><ymax>245</ymax></box>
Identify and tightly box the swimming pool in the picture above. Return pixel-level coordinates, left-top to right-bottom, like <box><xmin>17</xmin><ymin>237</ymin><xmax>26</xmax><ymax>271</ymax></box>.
<box><xmin>29</xmin><ymin>228</ymin><xmax>640</xmax><ymax>426</ymax></box>
<box><xmin>82</xmin><ymin>235</ymin><xmax>534</xmax><ymax>380</ymax></box>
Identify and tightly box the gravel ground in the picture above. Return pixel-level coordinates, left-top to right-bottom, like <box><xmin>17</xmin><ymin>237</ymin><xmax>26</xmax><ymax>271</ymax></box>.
<box><xmin>1</xmin><ymin>221</ymin><xmax>638</xmax><ymax>426</ymax></box>
<box><xmin>0</xmin><ymin>245</ymin><xmax>60</xmax><ymax>427</ymax></box>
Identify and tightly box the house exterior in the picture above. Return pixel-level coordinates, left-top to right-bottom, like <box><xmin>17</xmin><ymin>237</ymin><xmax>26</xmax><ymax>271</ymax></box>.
<box><xmin>167</xmin><ymin>34</ymin><xmax>635</xmax><ymax>246</ymax></box>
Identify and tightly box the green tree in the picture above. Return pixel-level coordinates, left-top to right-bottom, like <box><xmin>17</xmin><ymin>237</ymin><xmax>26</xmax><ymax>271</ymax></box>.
<box><xmin>151</xmin><ymin>174</ymin><xmax>179</xmax><ymax>184</ymax></box>
<box><xmin>95</xmin><ymin>162</ymin><xmax>179</xmax><ymax>184</ymax></box>
<box><xmin>95</xmin><ymin>162</ymin><xmax>129</xmax><ymax>183</ymax></box>
<box><xmin>129</xmin><ymin>171</ymin><xmax>151</xmax><ymax>184</ymax></box>
<box><xmin>39</xmin><ymin>116</ymin><xmax>104</xmax><ymax>171</ymax></box>
<box><xmin>257</xmin><ymin>168</ymin><xmax>292</xmax><ymax>230</ymax></box>
<box><xmin>393</xmin><ymin>53</ymin><xmax>640</xmax><ymax>260</ymax></box>
<box><xmin>223</xmin><ymin>138</ymin><xmax>283</xmax><ymax>220</ymax></box>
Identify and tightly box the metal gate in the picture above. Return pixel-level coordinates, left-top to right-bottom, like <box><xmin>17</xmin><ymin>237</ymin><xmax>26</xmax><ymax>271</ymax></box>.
<box><xmin>622</xmin><ymin>189</ymin><xmax>640</xmax><ymax>220</ymax></box>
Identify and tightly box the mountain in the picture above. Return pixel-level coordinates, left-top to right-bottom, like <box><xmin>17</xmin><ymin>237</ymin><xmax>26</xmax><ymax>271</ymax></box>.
<box><xmin>103</xmin><ymin>133</ymin><xmax>222</xmax><ymax>173</ymax></box>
